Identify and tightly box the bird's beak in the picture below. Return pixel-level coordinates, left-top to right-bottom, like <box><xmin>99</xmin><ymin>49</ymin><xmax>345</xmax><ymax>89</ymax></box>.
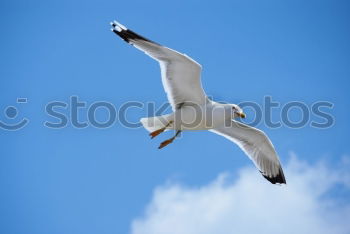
<box><xmin>238</xmin><ymin>112</ymin><xmax>246</xmax><ymax>118</ymax></box>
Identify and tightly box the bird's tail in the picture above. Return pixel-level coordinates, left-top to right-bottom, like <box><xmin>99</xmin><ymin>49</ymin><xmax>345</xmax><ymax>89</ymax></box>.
<box><xmin>140</xmin><ymin>114</ymin><xmax>173</xmax><ymax>133</ymax></box>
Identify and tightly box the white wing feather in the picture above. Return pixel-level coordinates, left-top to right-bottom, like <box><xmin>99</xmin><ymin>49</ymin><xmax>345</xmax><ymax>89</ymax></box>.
<box><xmin>111</xmin><ymin>21</ymin><xmax>207</xmax><ymax>110</ymax></box>
<box><xmin>210</xmin><ymin>121</ymin><xmax>286</xmax><ymax>184</ymax></box>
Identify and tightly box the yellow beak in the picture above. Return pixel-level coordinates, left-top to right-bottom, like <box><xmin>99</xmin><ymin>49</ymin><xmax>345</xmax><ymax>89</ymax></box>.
<box><xmin>238</xmin><ymin>112</ymin><xmax>246</xmax><ymax>118</ymax></box>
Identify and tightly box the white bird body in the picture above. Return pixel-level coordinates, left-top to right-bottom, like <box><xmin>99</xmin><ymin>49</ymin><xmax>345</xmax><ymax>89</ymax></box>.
<box><xmin>163</xmin><ymin>101</ymin><xmax>233</xmax><ymax>131</ymax></box>
<box><xmin>111</xmin><ymin>20</ymin><xmax>286</xmax><ymax>184</ymax></box>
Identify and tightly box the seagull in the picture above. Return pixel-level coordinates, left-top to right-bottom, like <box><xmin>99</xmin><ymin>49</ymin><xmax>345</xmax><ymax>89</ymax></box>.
<box><xmin>110</xmin><ymin>20</ymin><xmax>286</xmax><ymax>184</ymax></box>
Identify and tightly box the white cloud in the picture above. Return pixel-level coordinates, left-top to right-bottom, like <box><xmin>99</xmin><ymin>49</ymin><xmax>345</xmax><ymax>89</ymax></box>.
<box><xmin>131</xmin><ymin>153</ymin><xmax>350</xmax><ymax>234</ymax></box>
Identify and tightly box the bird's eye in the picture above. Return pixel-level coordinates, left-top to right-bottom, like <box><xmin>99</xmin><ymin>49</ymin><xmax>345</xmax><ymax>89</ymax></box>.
<box><xmin>232</xmin><ymin>106</ymin><xmax>237</xmax><ymax>111</ymax></box>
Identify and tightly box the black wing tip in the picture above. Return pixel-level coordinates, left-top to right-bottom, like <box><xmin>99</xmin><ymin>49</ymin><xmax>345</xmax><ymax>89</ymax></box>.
<box><xmin>110</xmin><ymin>20</ymin><xmax>159</xmax><ymax>45</ymax></box>
<box><xmin>260</xmin><ymin>168</ymin><xmax>286</xmax><ymax>185</ymax></box>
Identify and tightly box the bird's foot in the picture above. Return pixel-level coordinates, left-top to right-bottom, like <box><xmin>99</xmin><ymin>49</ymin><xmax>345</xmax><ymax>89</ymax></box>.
<box><xmin>158</xmin><ymin>137</ymin><xmax>175</xmax><ymax>149</ymax></box>
<box><xmin>149</xmin><ymin>128</ymin><xmax>166</xmax><ymax>139</ymax></box>
<box><xmin>149</xmin><ymin>121</ymin><xmax>174</xmax><ymax>139</ymax></box>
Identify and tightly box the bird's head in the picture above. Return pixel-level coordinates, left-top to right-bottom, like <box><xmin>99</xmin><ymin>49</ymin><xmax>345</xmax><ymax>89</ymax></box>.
<box><xmin>231</xmin><ymin>104</ymin><xmax>246</xmax><ymax>119</ymax></box>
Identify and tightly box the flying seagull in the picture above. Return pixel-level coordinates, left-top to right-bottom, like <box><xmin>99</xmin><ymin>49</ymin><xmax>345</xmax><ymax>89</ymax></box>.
<box><xmin>110</xmin><ymin>21</ymin><xmax>286</xmax><ymax>184</ymax></box>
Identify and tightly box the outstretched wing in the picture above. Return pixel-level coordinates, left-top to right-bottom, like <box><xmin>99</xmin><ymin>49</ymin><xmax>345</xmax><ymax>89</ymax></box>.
<box><xmin>111</xmin><ymin>21</ymin><xmax>207</xmax><ymax>110</ymax></box>
<box><xmin>210</xmin><ymin>121</ymin><xmax>286</xmax><ymax>184</ymax></box>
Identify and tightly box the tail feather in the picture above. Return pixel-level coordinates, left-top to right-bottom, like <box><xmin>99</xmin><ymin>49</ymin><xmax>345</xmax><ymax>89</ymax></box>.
<box><xmin>140</xmin><ymin>114</ymin><xmax>172</xmax><ymax>133</ymax></box>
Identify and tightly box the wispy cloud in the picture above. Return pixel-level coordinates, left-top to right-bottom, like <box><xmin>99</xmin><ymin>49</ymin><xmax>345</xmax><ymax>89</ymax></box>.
<box><xmin>131</xmin><ymin>153</ymin><xmax>350</xmax><ymax>234</ymax></box>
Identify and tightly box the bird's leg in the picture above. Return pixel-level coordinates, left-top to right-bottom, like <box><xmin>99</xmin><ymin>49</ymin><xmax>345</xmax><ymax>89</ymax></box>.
<box><xmin>149</xmin><ymin>120</ymin><xmax>174</xmax><ymax>139</ymax></box>
<box><xmin>158</xmin><ymin>130</ymin><xmax>181</xmax><ymax>149</ymax></box>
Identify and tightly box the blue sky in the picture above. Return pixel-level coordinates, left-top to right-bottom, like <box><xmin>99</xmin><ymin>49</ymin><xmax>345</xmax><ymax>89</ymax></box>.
<box><xmin>1</xmin><ymin>0</ymin><xmax>350</xmax><ymax>233</ymax></box>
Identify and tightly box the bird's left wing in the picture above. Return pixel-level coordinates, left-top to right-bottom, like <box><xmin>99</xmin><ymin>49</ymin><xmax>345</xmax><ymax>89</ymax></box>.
<box><xmin>111</xmin><ymin>21</ymin><xmax>207</xmax><ymax>110</ymax></box>
<box><xmin>209</xmin><ymin>121</ymin><xmax>286</xmax><ymax>184</ymax></box>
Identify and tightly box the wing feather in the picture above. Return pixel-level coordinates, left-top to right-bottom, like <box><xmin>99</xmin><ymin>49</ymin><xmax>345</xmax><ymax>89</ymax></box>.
<box><xmin>111</xmin><ymin>21</ymin><xmax>207</xmax><ymax>110</ymax></box>
<box><xmin>210</xmin><ymin>121</ymin><xmax>286</xmax><ymax>184</ymax></box>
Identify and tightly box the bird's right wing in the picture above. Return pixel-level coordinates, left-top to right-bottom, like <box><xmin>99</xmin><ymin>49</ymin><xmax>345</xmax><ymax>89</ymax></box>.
<box><xmin>210</xmin><ymin>121</ymin><xmax>286</xmax><ymax>184</ymax></box>
<box><xmin>111</xmin><ymin>21</ymin><xmax>207</xmax><ymax>110</ymax></box>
